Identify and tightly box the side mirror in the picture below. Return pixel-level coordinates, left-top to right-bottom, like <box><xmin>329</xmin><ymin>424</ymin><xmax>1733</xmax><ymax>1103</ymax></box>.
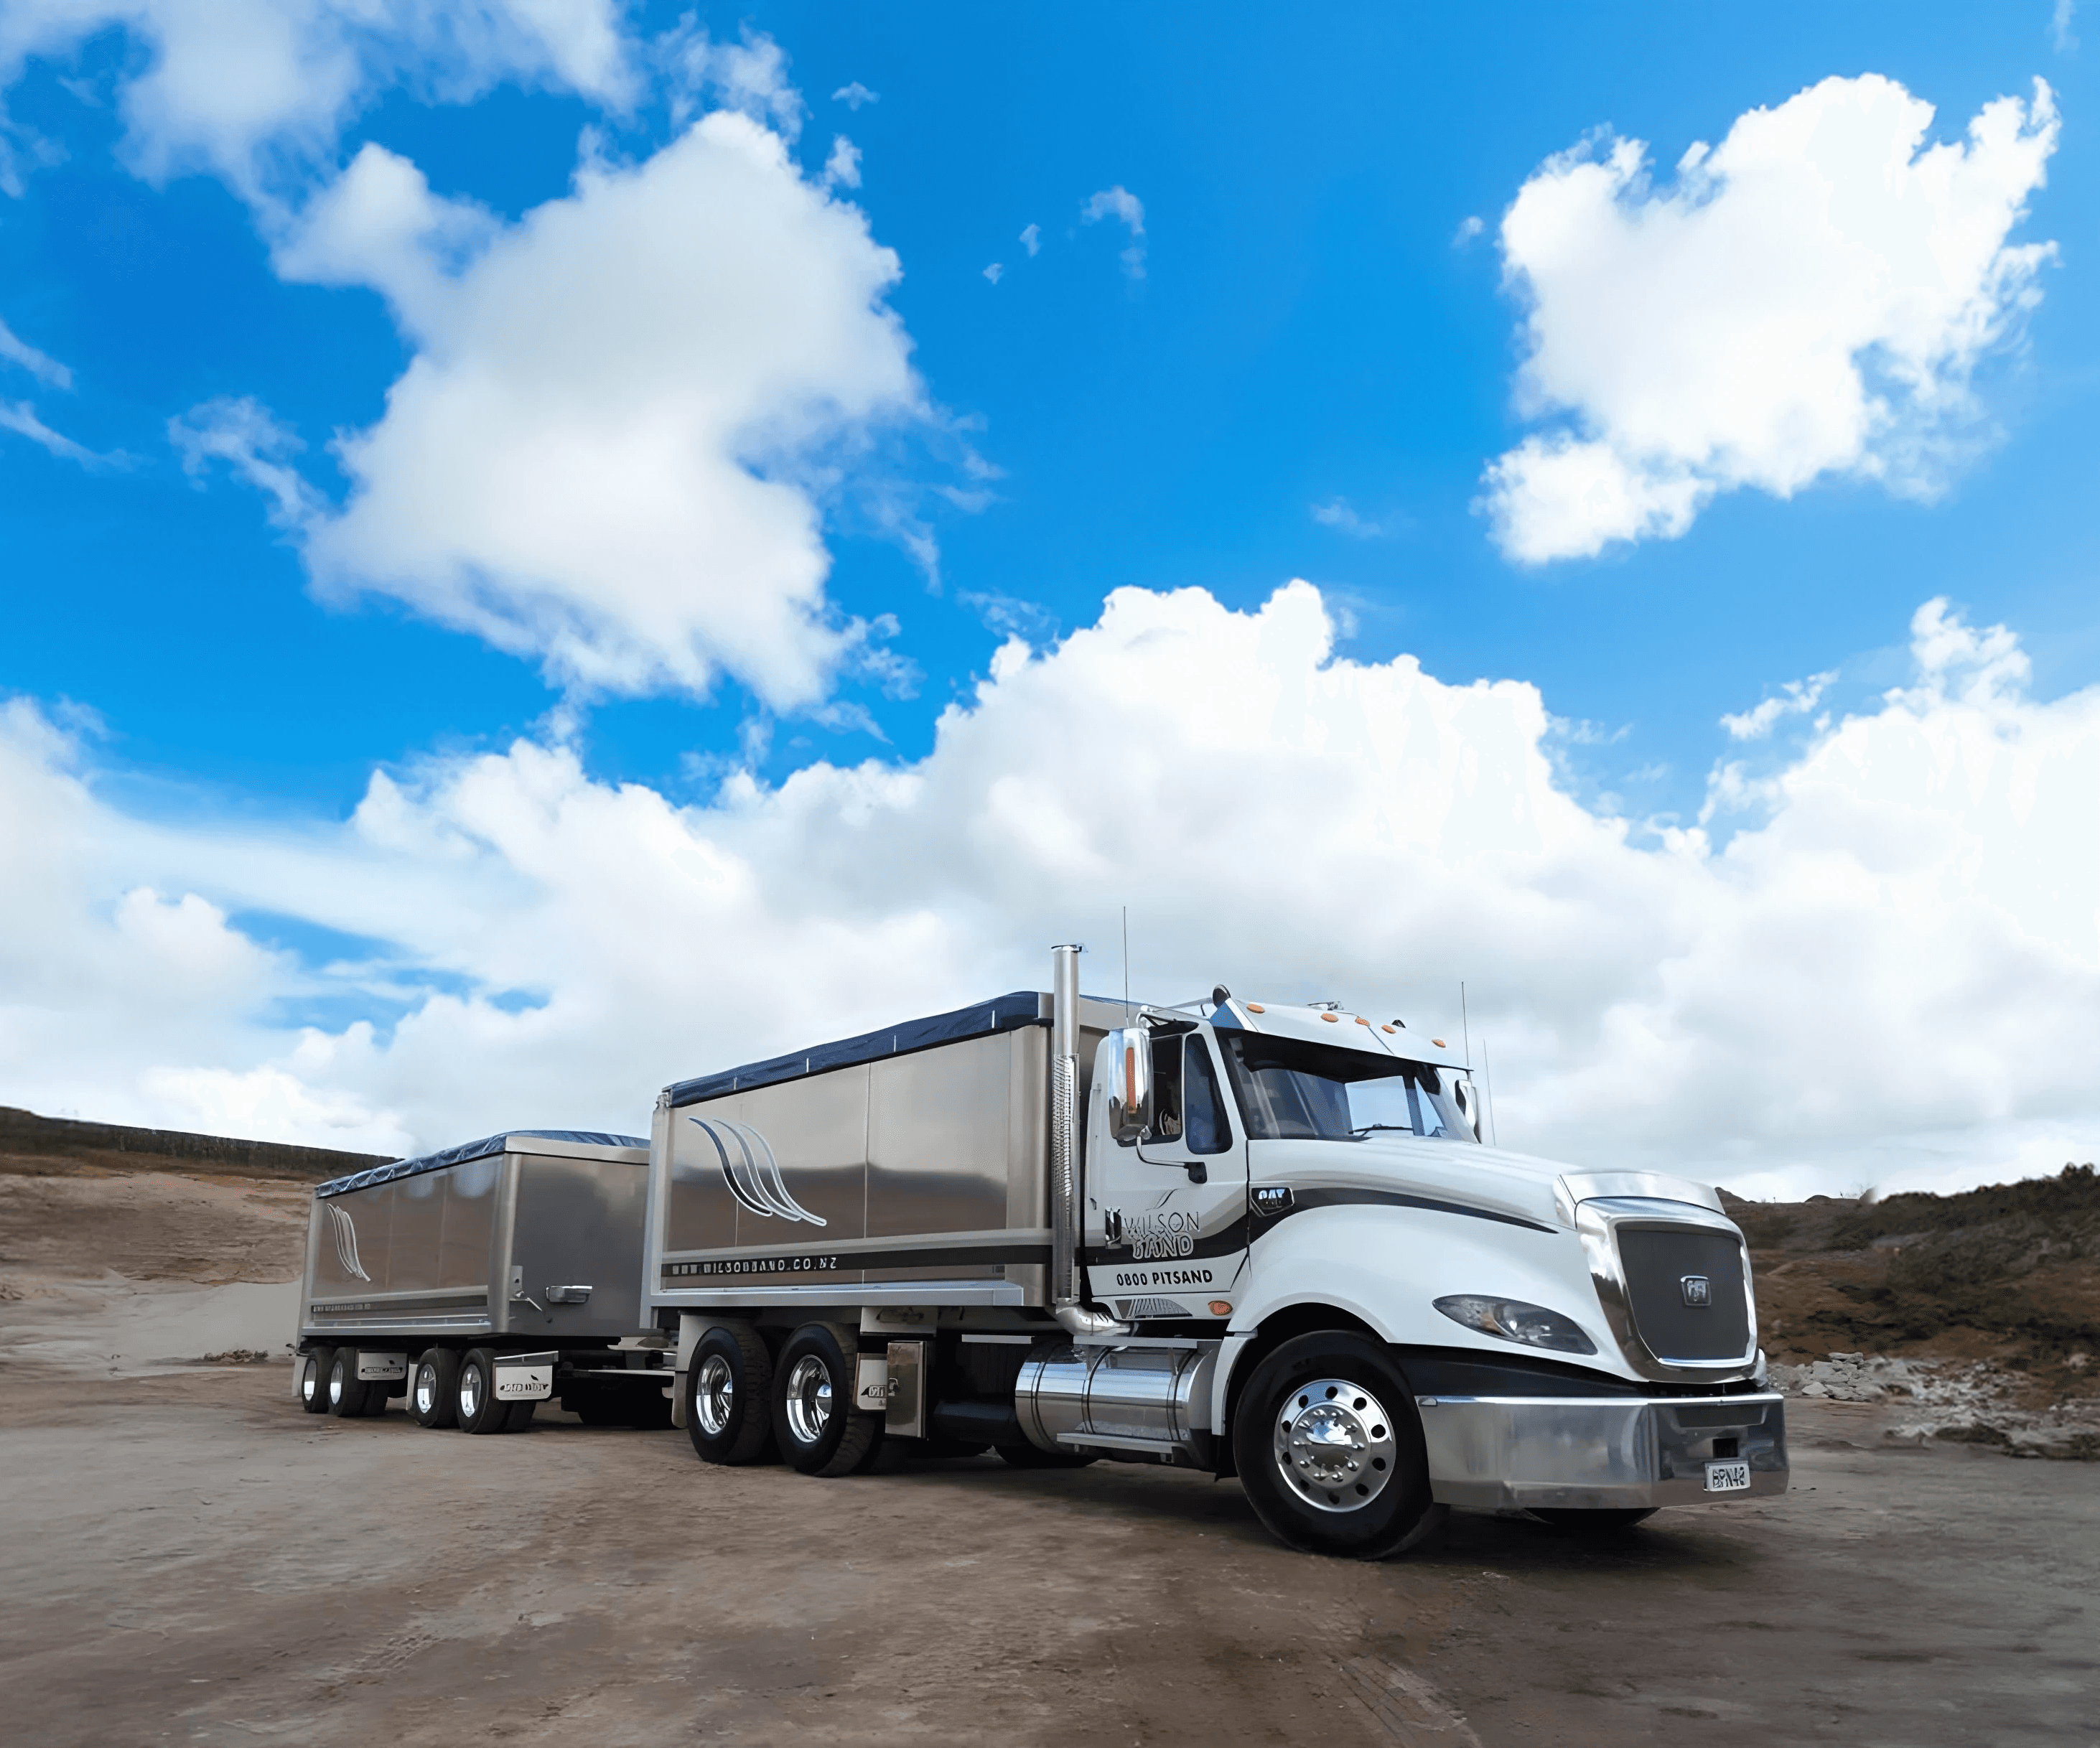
<box><xmin>1105</xmin><ymin>1028</ymin><xmax>1153</xmax><ymax>1142</ymax></box>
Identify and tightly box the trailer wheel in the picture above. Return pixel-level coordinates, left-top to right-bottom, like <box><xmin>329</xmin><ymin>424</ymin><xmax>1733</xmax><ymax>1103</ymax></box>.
<box><xmin>1528</xmin><ymin>1508</ymin><xmax>1657</xmax><ymax>1533</ymax></box>
<box><xmin>454</xmin><ymin>1347</ymin><xmax>510</xmax><ymax>1434</ymax></box>
<box><xmin>1231</xmin><ymin>1332</ymin><xmax>1445</xmax><ymax>1560</ymax></box>
<box><xmin>410</xmin><ymin>1349</ymin><xmax>459</xmax><ymax>1429</ymax></box>
<box><xmin>297</xmin><ymin>1348</ymin><xmax>334</xmax><ymax>1415</ymax></box>
<box><xmin>771</xmin><ymin>1323</ymin><xmax>878</xmax><ymax>1477</ymax></box>
<box><xmin>502</xmin><ymin>1399</ymin><xmax>537</xmax><ymax>1433</ymax></box>
<box><xmin>326</xmin><ymin>1349</ymin><xmax>380</xmax><ymax>1418</ymax></box>
<box><xmin>684</xmin><ymin>1323</ymin><xmax>775</xmax><ymax>1464</ymax></box>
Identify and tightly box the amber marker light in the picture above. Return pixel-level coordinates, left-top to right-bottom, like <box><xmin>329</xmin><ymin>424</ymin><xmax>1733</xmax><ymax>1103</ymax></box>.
<box><xmin>1354</xmin><ymin>1015</ymin><xmax>1371</xmax><ymax>1026</ymax></box>
<box><xmin>1246</xmin><ymin>1003</ymin><xmax>1264</xmax><ymax>1013</ymax></box>
<box><xmin>1208</xmin><ymin>1300</ymin><xmax>1234</xmax><ymax>1317</ymax></box>
<box><xmin>1320</xmin><ymin>1011</ymin><xmax>1338</xmax><ymax>1022</ymax></box>
<box><xmin>1432</xmin><ymin>1039</ymin><xmax>1447</xmax><ymax>1047</ymax></box>
<box><xmin>1381</xmin><ymin>1024</ymin><xmax>1396</xmax><ymax>1034</ymax></box>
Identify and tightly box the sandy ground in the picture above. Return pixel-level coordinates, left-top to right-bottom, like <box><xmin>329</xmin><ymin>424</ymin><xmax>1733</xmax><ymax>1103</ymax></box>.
<box><xmin>2</xmin><ymin>1172</ymin><xmax>2096</xmax><ymax>1745</ymax></box>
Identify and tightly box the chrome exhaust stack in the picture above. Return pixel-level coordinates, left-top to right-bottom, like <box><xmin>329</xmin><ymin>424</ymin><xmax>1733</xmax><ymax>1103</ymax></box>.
<box><xmin>1050</xmin><ymin>943</ymin><xmax>1128</xmax><ymax>1339</ymax></box>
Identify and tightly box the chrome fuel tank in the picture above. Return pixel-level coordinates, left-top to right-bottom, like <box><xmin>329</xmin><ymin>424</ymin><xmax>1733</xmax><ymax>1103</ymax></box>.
<box><xmin>1015</xmin><ymin>1341</ymin><xmax>1217</xmax><ymax>1465</ymax></box>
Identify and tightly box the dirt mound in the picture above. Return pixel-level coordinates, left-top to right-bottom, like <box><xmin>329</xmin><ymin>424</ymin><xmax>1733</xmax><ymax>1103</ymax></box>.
<box><xmin>1725</xmin><ymin>1164</ymin><xmax>2100</xmax><ymax>1418</ymax></box>
<box><xmin>0</xmin><ymin>1106</ymin><xmax>387</xmax><ymax>1183</ymax></box>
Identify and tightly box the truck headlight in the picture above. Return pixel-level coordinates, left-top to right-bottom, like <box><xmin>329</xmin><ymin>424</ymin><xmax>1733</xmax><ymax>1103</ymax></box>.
<box><xmin>1434</xmin><ymin>1294</ymin><xmax>1596</xmax><ymax>1355</ymax></box>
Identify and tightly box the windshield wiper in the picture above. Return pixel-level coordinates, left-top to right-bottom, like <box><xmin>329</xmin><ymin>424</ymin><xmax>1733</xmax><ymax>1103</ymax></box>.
<box><xmin>1349</xmin><ymin>1123</ymin><xmax>1415</xmax><ymax>1136</ymax></box>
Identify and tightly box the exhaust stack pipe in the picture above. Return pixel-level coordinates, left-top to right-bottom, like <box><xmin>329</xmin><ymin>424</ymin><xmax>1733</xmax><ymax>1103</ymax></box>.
<box><xmin>1050</xmin><ymin>943</ymin><xmax>1129</xmax><ymax>1339</ymax></box>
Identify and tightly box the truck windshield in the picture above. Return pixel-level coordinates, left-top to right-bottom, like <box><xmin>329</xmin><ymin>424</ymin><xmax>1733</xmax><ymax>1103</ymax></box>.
<box><xmin>1215</xmin><ymin>1033</ymin><xmax>1475</xmax><ymax>1143</ymax></box>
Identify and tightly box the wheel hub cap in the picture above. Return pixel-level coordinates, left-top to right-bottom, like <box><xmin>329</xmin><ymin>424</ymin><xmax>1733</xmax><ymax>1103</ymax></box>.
<box><xmin>695</xmin><ymin>1355</ymin><xmax>735</xmax><ymax>1438</ymax></box>
<box><xmin>784</xmin><ymin>1355</ymin><xmax>834</xmax><ymax>1446</ymax></box>
<box><xmin>1274</xmin><ymin>1378</ymin><xmax>1399</xmax><ymax>1513</ymax></box>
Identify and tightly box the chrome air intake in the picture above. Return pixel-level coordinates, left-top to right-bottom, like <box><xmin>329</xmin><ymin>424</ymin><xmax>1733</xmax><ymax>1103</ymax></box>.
<box><xmin>1016</xmin><ymin>1342</ymin><xmax>1213</xmax><ymax>1466</ymax></box>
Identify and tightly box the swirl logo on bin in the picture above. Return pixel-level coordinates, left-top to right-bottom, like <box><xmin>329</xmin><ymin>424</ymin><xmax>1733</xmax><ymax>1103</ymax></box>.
<box><xmin>688</xmin><ymin>1117</ymin><xmax>827</xmax><ymax>1225</ymax></box>
<box><xmin>325</xmin><ymin>1201</ymin><xmax>371</xmax><ymax>1281</ymax></box>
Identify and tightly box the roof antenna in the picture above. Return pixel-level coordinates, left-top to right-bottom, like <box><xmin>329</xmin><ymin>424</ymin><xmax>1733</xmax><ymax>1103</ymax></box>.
<box><xmin>1460</xmin><ymin>981</ymin><xmax>1471</xmax><ymax>1068</ymax></box>
<box><xmin>1481</xmin><ymin>1037</ymin><xmax>1498</xmax><ymax>1148</ymax></box>
<box><xmin>1122</xmin><ymin>905</ymin><xmax>1131</xmax><ymax>1017</ymax></box>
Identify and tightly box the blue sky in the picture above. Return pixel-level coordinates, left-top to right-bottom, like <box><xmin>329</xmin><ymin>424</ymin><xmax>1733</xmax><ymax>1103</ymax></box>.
<box><xmin>1</xmin><ymin>1</ymin><xmax>2096</xmax><ymax>1195</ymax></box>
<box><xmin>4</xmin><ymin>1</ymin><xmax>2089</xmax><ymax>818</ymax></box>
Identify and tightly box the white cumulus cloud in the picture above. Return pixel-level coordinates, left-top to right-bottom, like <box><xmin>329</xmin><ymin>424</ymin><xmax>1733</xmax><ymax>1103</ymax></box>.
<box><xmin>2</xmin><ymin>584</ymin><xmax>2096</xmax><ymax>1200</ymax></box>
<box><xmin>1482</xmin><ymin>74</ymin><xmax>2060</xmax><ymax>564</ymax></box>
<box><xmin>823</xmin><ymin>134</ymin><xmax>861</xmax><ymax>189</ymax></box>
<box><xmin>1082</xmin><ymin>184</ymin><xmax>1146</xmax><ymax>279</ymax></box>
<box><xmin>169</xmin><ymin>395</ymin><xmax>320</xmax><ymax>528</ymax></box>
<box><xmin>0</xmin><ymin>0</ymin><xmax>635</xmax><ymax>201</ymax></box>
<box><xmin>1720</xmin><ymin>670</ymin><xmax>1836</xmax><ymax>742</ymax></box>
<box><xmin>271</xmin><ymin>113</ymin><xmax>925</xmax><ymax>709</ymax></box>
<box><xmin>0</xmin><ymin>313</ymin><xmax>69</xmax><ymax>387</ymax></box>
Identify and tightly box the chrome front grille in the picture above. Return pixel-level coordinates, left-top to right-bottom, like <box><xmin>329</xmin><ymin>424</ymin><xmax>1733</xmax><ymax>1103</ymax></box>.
<box><xmin>1574</xmin><ymin>1195</ymin><xmax>1758</xmax><ymax>1379</ymax></box>
<box><xmin>1617</xmin><ymin>1224</ymin><xmax>1750</xmax><ymax>1362</ymax></box>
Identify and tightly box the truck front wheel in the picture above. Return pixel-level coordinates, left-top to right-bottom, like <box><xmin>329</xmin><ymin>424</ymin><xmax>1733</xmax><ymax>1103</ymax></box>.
<box><xmin>1231</xmin><ymin>1333</ymin><xmax>1445</xmax><ymax>1560</ymax></box>
<box><xmin>771</xmin><ymin>1323</ymin><xmax>878</xmax><ymax>1477</ymax></box>
<box><xmin>685</xmin><ymin>1323</ymin><xmax>775</xmax><ymax>1464</ymax></box>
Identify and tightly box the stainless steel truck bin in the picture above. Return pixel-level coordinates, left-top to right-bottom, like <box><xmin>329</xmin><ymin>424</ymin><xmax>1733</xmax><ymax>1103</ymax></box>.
<box><xmin>292</xmin><ymin>1128</ymin><xmax>672</xmax><ymax>1432</ymax></box>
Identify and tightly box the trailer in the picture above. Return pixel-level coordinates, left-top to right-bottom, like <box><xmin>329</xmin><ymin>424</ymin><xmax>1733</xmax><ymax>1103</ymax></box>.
<box><xmin>292</xmin><ymin>1130</ymin><xmax>673</xmax><ymax>1434</ymax></box>
<box><xmin>645</xmin><ymin>947</ymin><xmax>1787</xmax><ymax>1557</ymax></box>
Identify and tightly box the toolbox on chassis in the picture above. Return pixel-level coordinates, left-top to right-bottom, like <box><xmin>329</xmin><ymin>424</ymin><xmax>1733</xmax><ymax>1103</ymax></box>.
<box><xmin>292</xmin><ymin>1131</ymin><xmax>675</xmax><ymax>1434</ymax></box>
<box><xmin>647</xmin><ymin>947</ymin><xmax>1787</xmax><ymax>1558</ymax></box>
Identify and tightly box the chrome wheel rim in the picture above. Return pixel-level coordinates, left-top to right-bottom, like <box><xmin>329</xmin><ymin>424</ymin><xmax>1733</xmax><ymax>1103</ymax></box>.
<box><xmin>414</xmin><ymin>1364</ymin><xmax>437</xmax><ymax>1418</ymax></box>
<box><xmin>783</xmin><ymin>1354</ymin><xmax>834</xmax><ymax>1446</ymax></box>
<box><xmin>458</xmin><ymin>1366</ymin><xmax>483</xmax><ymax>1422</ymax></box>
<box><xmin>694</xmin><ymin>1354</ymin><xmax>736</xmax><ymax>1439</ymax></box>
<box><xmin>1274</xmin><ymin>1377</ymin><xmax>1399</xmax><ymax>1513</ymax></box>
<box><xmin>300</xmin><ymin>1358</ymin><xmax>319</xmax><ymax>1405</ymax></box>
<box><xmin>327</xmin><ymin>1358</ymin><xmax>347</xmax><ymax>1408</ymax></box>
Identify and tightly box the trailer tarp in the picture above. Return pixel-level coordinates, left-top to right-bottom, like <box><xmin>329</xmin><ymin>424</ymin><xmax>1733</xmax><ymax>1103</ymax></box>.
<box><xmin>666</xmin><ymin>991</ymin><xmax>1047</xmax><ymax>1110</ymax></box>
<box><xmin>314</xmin><ymin>1130</ymin><xmax>648</xmax><ymax>1198</ymax></box>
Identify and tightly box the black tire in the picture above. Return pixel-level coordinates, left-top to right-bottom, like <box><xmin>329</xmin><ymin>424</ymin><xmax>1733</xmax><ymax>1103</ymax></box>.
<box><xmin>502</xmin><ymin>1398</ymin><xmax>537</xmax><ymax>1433</ymax></box>
<box><xmin>997</xmin><ymin>1441</ymin><xmax>1098</xmax><ymax>1469</ymax></box>
<box><xmin>771</xmin><ymin>1323</ymin><xmax>879</xmax><ymax>1477</ymax></box>
<box><xmin>454</xmin><ymin>1347</ymin><xmax>510</xmax><ymax>1434</ymax></box>
<box><xmin>684</xmin><ymin>1322</ymin><xmax>775</xmax><ymax>1464</ymax></box>
<box><xmin>1231</xmin><ymin>1332</ymin><xmax>1445</xmax><ymax>1560</ymax></box>
<box><xmin>1528</xmin><ymin>1508</ymin><xmax>1658</xmax><ymax>1533</ymax></box>
<box><xmin>410</xmin><ymin>1349</ymin><xmax>459</xmax><ymax>1429</ymax></box>
<box><xmin>297</xmin><ymin>1347</ymin><xmax>334</xmax><ymax>1415</ymax></box>
<box><xmin>325</xmin><ymin>1349</ymin><xmax>380</xmax><ymax>1419</ymax></box>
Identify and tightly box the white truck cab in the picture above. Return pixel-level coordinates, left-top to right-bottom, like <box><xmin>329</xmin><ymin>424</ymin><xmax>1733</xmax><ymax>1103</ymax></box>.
<box><xmin>1078</xmin><ymin>985</ymin><xmax>1781</xmax><ymax>1553</ymax></box>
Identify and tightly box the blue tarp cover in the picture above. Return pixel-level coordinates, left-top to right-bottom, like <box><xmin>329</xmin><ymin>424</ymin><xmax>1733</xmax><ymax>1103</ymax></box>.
<box><xmin>314</xmin><ymin>1129</ymin><xmax>648</xmax><ymax>1199</ymax></box>
<box><xmin>666</xmin><ymin>990</ymin><xmax>1047</xmax><ymax>1110</ymax></box>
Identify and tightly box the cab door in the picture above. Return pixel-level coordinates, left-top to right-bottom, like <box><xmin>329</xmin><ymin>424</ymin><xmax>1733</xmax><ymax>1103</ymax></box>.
<box><xmin>1085</xmin><ymin>1026</ymin><xmax>1249</xmax><ymax>1322</ymax></box>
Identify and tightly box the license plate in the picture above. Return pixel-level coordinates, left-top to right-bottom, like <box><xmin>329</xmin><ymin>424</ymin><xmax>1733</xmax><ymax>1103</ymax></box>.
<box><xmin>1704</xmin><ymin>1459</ymin><xmax>1751</xmax><ymax>1492</ymax></box>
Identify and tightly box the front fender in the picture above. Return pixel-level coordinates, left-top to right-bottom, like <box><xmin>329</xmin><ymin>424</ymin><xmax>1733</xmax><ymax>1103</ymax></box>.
<box><xmin>1212</xmin><ymin>1203</ymin><xmax>1633</xmax><ymax>1433</ymax></box>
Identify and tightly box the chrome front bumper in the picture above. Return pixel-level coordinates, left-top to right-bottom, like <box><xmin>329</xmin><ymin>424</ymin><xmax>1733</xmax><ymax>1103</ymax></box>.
<box><xmin>1417</xmin><ymin>1391</ymin><xmax>1788</xmax><ymax>1510</ymax></box>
